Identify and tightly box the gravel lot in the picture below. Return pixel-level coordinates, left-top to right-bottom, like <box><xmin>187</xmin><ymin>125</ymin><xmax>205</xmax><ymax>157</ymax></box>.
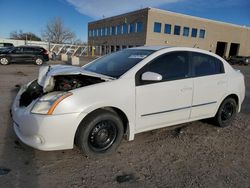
<box><xmin>0</xmin><ymin>62</ymin><xmax>249</xmax><ymax>188</ymax></box>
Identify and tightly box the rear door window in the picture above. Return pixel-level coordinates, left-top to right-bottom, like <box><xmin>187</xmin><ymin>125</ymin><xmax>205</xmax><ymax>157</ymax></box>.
<box><xmin>191</xmin><ymin>52</ymin><xmax>224</xmax><ymax>77</ymax></box>
<box><xmin>23</xmin><ymin>47</ymin><xmax>35</xmax><ymax>53</ymax></box>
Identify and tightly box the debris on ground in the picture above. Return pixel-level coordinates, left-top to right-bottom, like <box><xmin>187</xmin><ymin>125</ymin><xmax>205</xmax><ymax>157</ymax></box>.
<box><xmin>15</xmin><ymin>84</ymin><xmax>20</xmax><ymax>88</ymax></box>
<box><xmin>116</xmin><ymin>173</ymin><xmax>135</xmax><ymax>183</ymax></box>
<box><xmin>16</xmin><ymin>71</ymin><xmax>27</xmax><ymax>76</ymax></box>
<box><xmin>14</xmin><ymin>140</ymin><xmax>25</xmax><ymax>150</ymax></box>
<box><xmin>0</xmin><ymin>168</ymin><xmax>11</xmax><ymax>176</ymax></box>
<box><xmin>172</xmin><ymin>126</ymin><xmax>186</xmax><ymax>137</ymax></box>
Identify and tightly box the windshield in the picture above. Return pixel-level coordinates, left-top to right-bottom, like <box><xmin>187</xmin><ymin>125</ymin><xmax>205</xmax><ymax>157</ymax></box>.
<box><xmin>84</xmin><ymin>49</ymin><xmax>154</xmax><ymax>78</ymax></box>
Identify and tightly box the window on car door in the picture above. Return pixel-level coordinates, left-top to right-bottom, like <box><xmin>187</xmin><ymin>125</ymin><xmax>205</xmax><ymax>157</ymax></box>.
<box><xmin>22</xmin><ymin>47</ymin><xmax>35</xmax><ymax>53</ymax></box>
<box><xmin>14</xmin><ymin>47</ymin><xmax>22</xmax><ymax>53</ymax></box>
<box><xmin>191</xmin><ymin>52</ymin><xmax>224</xmax><ymax>77</ymax></box>
<box><xmin>137</xmin><ymin>51</ymin><xmax>190</xmax><ymax>85</ymax></box>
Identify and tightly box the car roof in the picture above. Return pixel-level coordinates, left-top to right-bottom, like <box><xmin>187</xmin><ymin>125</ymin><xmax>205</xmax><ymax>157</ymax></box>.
<box><xmin>17</xmin><ymin>45</ymin><xmax>43</xmax><ymax>49</ymax></box>
<box><xmin>129</xmin><ymin>46</ymin><xmax>172</xmax><ymax>51</ymax></box>
<box><xmin>130</xmin><ymin>46</ymin><xmax>220</xmax><ymax>56</ymax></box>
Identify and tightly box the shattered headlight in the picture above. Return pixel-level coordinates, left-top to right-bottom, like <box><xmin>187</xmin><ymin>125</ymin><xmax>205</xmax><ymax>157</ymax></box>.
<box><xmin>31</xmin><ymin>92</ymin><xmax>72</xmax><ymax>115</ymax></box>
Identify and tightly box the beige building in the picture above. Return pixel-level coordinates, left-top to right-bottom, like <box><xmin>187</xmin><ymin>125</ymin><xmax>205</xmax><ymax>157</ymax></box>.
<box><xmin>88</xmin><ymin>7</ymin><xmax>250</xmax><ymax>57</ymax></box>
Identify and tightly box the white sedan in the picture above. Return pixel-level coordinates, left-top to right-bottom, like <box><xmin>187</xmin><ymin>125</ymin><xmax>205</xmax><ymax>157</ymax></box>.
<box><xmin>11</xmin><ymin>46</ymin><xmax>245</xmax><ymax>157</ymax></box>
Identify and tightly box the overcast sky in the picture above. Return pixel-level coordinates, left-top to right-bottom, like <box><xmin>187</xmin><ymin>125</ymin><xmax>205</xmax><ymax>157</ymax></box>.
<box><xmin>0</xmin><ymin>0</ymin><xmax>249</xmax><ymax>42</ymax></box>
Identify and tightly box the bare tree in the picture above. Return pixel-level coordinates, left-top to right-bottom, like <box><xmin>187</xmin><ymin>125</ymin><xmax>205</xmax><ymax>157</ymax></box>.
<box><xmin>42</xmin><ymin>17</ymin><xmax>75</xmax><ymax>44</ymax></box>
<box><xmin>10</xmin><ymin>30</ymin><xmax>41</xmax><ymax>41</ymax></box>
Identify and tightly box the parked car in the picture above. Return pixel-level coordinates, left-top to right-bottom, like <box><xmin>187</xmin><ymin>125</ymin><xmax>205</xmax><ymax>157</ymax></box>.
<box><xmin>0</xmin><ymin>46</ymin><xmax>49</xmax><ymax>65</ymax></box>
<box><xmin>227</xmin><ymin>56</ymin><xmax>250</xmax><ymax>65</ymax></box>
<box><xmin>11</xmin><ymin>46</ymin><xmax>245</xmax><ymax>157</ymax></box>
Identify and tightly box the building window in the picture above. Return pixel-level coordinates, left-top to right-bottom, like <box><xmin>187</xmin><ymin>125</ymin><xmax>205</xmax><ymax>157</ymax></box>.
<box><xmin>98</xmin><ymin>28</ymin><xmax>101</xmax><ymax>36</ymax></box>
<box><xmin>129</xmin><ymin>23</ymin><xmax>135</xmax><ymax>33</ymax></box>
<box><xmin>136</xmin><ymin>22</ymin><xmax>143</xmax><ymax>32</ymax></box>
<box><xmin>107</xmin><ymin>27</ymin><xmax>111</xmax><ymax>36</ymax></box>
<box><xmin>117</xmin><ymin>25</ymin><xmax>121</xmax><ymax>35</ymax></box>
<box><xmin>89</xmin><ymin>30</ymin><xmax>92</xmax><ymax>37</ymax></box>
<box><xmin>104</xmin><ymin>27</ymin><xmax>108</xmax><ymax>36</ymax></box>
<box><xmin>199</xmin><ymin>29</ymin><xmax>206</xmax><ymax>38</ymax></box>
<box><xmin>95</xmin><ymin>29</ymin><xmax>98</xmax><ymax>37</ymax></box>
<box><xmin>154</xmin><ymin>22</ymin><xmax>161</xmax><ymax>33</ymax></box>
<box><xmin>101</xmin><ymin>28</ymin><xmax>105</xmax><ymax>36</ymax></box>
<box><xmin>183</xmin><ymin>27</ymin><xmax>189</xmax><ymax>37</ymax></box>
<box><xmin>111</xmin><ymin>26</ymin><xmax>116</xmax><ymax>35</ymax></box>
<box><xmin>122</xmin><ymin>23</ymin><xmax>128</xmax><ymax>34</ymax></box>
<box><xmin>191</xmin><ymin>28</ymin><xmax>197</xmax><ymax>37</ymax></box>
<box><xmin>174</xmin><ymin>25</ymin><xmax>181</xmax><ymax>35</ymax></box>
<box><xmin>164</xmin><ymin>24</ymin><xmax>171</xmax><ymax>34</ymax></box>
<box><xmin>93</xmin><ymin>29</ymin><xmax>96</xmax><ymax>37</ymax></box>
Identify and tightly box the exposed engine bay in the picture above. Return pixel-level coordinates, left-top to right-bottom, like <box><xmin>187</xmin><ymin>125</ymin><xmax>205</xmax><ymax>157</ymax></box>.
<box><xmin>19</xmin><ymin>65</ymin><xmax>113</xmax><ymax>107</ymax></box>
<box><xmin>53</xmin><ymin>75</ymin><xmax>104</xmax><ymax>92</ymax></box>
<box><xmin>19</xmin><ymin>74</ymin><xmax>105</xmax><ymax>107</ymax></box>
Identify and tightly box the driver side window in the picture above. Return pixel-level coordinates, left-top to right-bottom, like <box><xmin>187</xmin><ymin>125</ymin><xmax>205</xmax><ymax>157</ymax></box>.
<box><xmin>137</xmin><ymin>51</ymin><xmax>190</xmax><ymax>85</ymax></box>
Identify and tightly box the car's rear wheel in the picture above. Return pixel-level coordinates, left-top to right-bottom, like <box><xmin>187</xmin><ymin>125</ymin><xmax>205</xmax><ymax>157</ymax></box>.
<box><xmin>76</xmin><ymin>109</ymin><xmax>124</xmax><ymax>157</ymax></box>
<box><xmin>0</xmin><ymin>57</ymin><xmax>9</xmax><ymax>65</ymax></box>
<box><xmin>35</xmin><ymin>57</ymin><xmax>43</xmax><ymax>65</ymax></box>
<box><xmin>214</xmin><ymin>98</ymin><xmax>237</xmax><ymax>127</ymax></box>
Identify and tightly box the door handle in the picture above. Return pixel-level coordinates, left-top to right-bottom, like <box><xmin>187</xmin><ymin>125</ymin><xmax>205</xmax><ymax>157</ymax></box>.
<box><xmin>181</xmin><ymin>87</ymin><xmax>192</xmax><ymax>92</ymax></box>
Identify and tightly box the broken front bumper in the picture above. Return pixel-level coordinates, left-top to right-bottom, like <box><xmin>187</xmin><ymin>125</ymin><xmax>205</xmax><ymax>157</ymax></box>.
<box><xmin>11</xmin><ymin>86</ymin><xmax>81</xmax><ymax>151</ymax></box>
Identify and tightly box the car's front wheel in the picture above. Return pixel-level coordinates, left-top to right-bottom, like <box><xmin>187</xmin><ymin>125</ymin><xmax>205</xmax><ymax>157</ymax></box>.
<box><xmin>76</xmin><ymin>109</ymin><xmax>124</xmax><ymax>157</ymax></box>
<box><xmin>214</xmin><ymin>97</ymin><xmax>237</xmax><ymax>127</ymax></box>
<box><xmin>0</xmin><ymin>57</ymin><xmax>9</xmax><ymax>65</ymax></box>
<box><xmin>35</xmin><ymin>57</ymin><xmax>43</xmax><ymax>65</ymax></box>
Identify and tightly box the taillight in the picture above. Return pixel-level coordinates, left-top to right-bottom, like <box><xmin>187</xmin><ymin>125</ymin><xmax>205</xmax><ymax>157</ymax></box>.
<box><xmin>43</xmin><ymin>49</ymin><xmax>49</xmax><ymax>55</ymax></box>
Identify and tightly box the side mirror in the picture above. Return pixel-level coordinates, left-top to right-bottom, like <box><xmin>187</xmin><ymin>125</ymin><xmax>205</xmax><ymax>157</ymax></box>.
<box><xmin>141</xmin><ymin>71</ymin><xmax>162</xmax><ymax>81</ymax></box>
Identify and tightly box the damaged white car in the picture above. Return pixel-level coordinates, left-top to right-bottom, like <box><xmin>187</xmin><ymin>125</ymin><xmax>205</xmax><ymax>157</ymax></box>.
<box><xmin>11</xmin><ymin>46</ymin><xmax>245</xmax><ymax>157</ymax></box>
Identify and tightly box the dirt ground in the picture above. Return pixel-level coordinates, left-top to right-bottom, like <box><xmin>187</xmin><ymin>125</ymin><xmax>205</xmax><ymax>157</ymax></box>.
<box><xmin>0</xmin><ymin>62</ymin><xmax>249</xmax><ymax>188</ymax></box>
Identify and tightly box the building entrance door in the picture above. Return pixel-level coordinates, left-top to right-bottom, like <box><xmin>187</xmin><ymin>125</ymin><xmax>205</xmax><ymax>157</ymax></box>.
<box><xmin>215</xmin><ymin>41</ymin><xmax>227</xmax><ymax>57</ymax></box>
<box><xmin>229</xmin><ymin>43</ymin><xmax>240</xmax><ymax>57</ymax></box>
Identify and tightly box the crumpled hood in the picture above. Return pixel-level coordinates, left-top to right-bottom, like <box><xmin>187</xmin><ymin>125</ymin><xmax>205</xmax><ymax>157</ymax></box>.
<box><xmin>37</xmin><ymin>65</ymin><xmax>113</xmax><ymax>92</ymax></box>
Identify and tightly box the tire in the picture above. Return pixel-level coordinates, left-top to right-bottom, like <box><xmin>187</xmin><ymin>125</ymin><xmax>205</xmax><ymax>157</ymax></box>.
<box><xmin>35</xmin><ymin>57</ymin><xmax>43</xmax><ymax>65</ymax></box>
<box><xmin>214</xmin><ymin>98</ymin><xmax>237</xmax><ymax>127</ymax></box>
<box><xmin>0</xmin><ymin>57</ymin><xmax>9</xmax><ymax>65</ymax></box>
<box><xmin>76</xmin><ymin>109</ymin><xmax>124</xmax><ymax>157</ymax></box>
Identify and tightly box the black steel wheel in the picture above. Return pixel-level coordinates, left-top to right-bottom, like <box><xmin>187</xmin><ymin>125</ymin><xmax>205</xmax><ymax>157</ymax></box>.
<box><xmin>214</xmin><ymin>97</ymin><xmax>237</xmax><ymax>127</ymax></box>
<box><xmin>76</xmin><ymin>109</ymin><xmax>124</xmax><ymax>157</ymax></box>
<box><xmin>221</xmin><ymin>102</ymin><xmax>234</xmax><ymax>122</ymax></box>
<box><xmin>88</xmin><ymin>120</ymin><xmax>117</xmax><ymax>152</ymax></box>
